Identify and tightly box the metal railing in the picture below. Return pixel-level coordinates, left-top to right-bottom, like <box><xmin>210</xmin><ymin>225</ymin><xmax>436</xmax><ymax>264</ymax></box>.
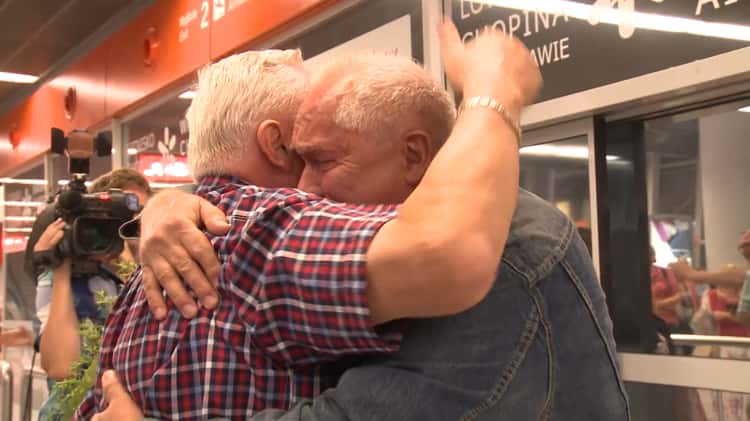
<box><xmin>0</xmin><ymin>360</ymin><xmax>13</xmax><ymax>421</ymax></box>
<box><xmin>670</xmin><ymin>333</ymin><xmax>750</xmax><ymax>347</ymax></box>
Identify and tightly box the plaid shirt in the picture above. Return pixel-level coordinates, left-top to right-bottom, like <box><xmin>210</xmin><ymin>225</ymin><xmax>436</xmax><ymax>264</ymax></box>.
<box><xmin>76</xmin><ymin>175</ymin><xmax>402</xmax><ymax>420</ymax></box>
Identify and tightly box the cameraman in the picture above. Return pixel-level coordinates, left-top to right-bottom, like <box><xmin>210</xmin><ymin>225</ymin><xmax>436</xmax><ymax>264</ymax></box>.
<box><xmin>34</xmin><ymin>168</ymin><xmax>150</xmax><ymax>420</ymax></box>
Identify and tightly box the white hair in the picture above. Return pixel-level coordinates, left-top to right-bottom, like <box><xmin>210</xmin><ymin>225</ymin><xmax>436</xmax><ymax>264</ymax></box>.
<box><xmin>311</xmin><ymin>53</ymin><xmax>456</xmax><ymax>147</ymax></box>
<box><xmin>186</xmin><ymin>49</ymin><xmax>306</xmax><ymax>178</ymax></box>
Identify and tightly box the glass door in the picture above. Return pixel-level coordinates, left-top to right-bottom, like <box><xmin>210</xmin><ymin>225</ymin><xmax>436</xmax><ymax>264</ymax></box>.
<box><xmin>521</xmin><ymin>117</ymin><xmax>600</xmax><ymax>276</ymax></box>
<box><xmin>601</xmin><ymin>99</ymin><xmax>750</xmax><ymax>421</ymax></box>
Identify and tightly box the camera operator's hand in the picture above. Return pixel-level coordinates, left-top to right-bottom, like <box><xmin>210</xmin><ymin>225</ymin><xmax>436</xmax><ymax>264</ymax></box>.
<box><xmin>139</xmin><ymin>189</ymin><xmax>229</xmax><ymax>319</ymax></box>
<box><xmin>33</xmin><ymin>218</ymin><xmax>66</xmax><ymax>252</ymax></box>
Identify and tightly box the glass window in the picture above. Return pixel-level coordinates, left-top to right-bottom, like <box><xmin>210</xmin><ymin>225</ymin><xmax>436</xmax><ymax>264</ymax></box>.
<box><xmin>4</xmin><ymin>163</ymin><xmax>47</xmax><ymax>321</ymax></box>
<box><xmin>121</xmin><ymin>96</ymin><xmax>192</xmax><ymax>188</ymax></box>
<box><xmin>603</xmin><ymin>100</ymin><xmax>750</xmax><ymax>357</ymax></box>
<box><xmin>626</xmin><ymin>382</ymin><xmax>750</xmax><ymax>421</ymax></box>
<box><xmin>520</xmin><ymin>136</ymin><xmax>592</xmax><ymax>253</ymax></box>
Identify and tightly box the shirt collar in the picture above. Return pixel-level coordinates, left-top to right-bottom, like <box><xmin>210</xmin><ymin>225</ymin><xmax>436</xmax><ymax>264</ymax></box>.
<box><xmin>195</xmin><ymin>175</ymin><xmax>251</xmax><ymax>195</ymax></box>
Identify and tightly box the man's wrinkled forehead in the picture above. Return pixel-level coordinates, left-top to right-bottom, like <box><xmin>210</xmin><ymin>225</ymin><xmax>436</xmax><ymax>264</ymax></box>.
<box><xmin>294</xmin><ymin>74</ymin><xmax>346</xmax><ymax>132</ymax></box>
<box><xmin>301</xmin><ymin>60</ymin><xmax>356</xmax><ymax>107</ymax></box>
<box><xmin>293</xmin><ymin>94</ymin><xmax>338</xmax><ymax>147</ymax></box>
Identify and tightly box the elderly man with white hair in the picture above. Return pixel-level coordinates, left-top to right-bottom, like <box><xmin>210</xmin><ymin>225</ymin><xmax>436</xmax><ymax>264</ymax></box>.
<box><xmin>82</xmin><ymin>24</ymin><xmax>629</xmax><ymax>421</ymax></box>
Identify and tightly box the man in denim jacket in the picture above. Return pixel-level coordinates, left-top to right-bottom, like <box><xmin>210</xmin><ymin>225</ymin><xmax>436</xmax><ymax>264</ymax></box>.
<box><xmin>94</xmin><ymin>24</ymin><xmax>629</xmax><ymax>421</ymax></box>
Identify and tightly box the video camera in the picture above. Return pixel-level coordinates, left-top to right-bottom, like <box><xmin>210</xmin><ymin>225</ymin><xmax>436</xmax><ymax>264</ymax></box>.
<box><xmin>31</xmin><ymin>129</ymin><xmax>141</xmax><ymax>275</ymax></box>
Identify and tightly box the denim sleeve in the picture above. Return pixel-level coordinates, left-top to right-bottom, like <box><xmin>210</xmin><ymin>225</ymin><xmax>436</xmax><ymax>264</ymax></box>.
<box><xmin>248</xmin><ymin>393</ymin><xmax>348</xmax><ymax>421</ymax></box>
<box><xmin>137</xmin><ymin>394</ymin><xmax>347</xmax><ymax>421</ymax></box>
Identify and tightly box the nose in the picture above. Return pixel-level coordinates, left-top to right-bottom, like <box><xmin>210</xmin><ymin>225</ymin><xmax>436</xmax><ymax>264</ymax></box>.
<box><xmin>297</xmin><ymin>169</ymin><xmax>322</xmax><ymax>196</ymax></box>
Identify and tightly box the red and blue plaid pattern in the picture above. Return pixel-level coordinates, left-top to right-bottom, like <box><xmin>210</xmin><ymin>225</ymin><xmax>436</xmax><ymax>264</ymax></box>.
<box><xmin>75</xmin><ymin>175</ymin><xmax>401</xmax><ymax>420</ymax></box>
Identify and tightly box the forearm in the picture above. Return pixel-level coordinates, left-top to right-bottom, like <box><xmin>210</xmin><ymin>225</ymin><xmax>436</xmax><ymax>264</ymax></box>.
<box><xmin>40</xmin><ymin>262</ymin><xmax>81</xmax><ymax>380</ymax></box>
<box><xmin>368</xmin><ymin>106</ymin><xmax>521</xmax><ymax>323</ymax></box>
<box><xmin>689</xmin><ymin>268</ymin><xmax>745</xmax><ymax>287</ymax></box>
<box><xmin>402</xmin><ymin>107</ymin><xmax>520</xmax><ymax>257</ymax></box>
<box><xmin>367</xmin><ymin>32</ymin><xmax>537</xmax><ymax>323</ymax></box>
<box><xmin>653</xmin><ymin>294</ymin><xmax>680</xmax><ymax>311</ymax></box>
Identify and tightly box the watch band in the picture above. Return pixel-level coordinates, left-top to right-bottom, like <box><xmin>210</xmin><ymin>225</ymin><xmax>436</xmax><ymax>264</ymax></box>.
<box><xmin>458</xmin><ymin>96</ymin><xmax>521</xmax><ymax>146</ymax></box>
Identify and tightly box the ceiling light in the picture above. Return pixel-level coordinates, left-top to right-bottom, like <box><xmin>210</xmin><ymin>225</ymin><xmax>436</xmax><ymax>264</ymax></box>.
<box><xmin>520</xmin><ymin>144</ymin><xmax>621</xmax><ymax>161</ymax></box>
<box><xmin>149</xmin><ymin>181</ymin><xmax>193</xmax><ymax>189</ymax></box>
<box><xmin>0</xmin><ymin>178</ymin><xmax>47</xmax><ymax>185</ymax></box>
<box><xmin>4</xmin><ymin>216</ymin><xmax>37</xmax><ymax>222</ymax></box>
<box><xmin>521</xmin><ymin>144</ymin><xmax>590</xmax><ymax>159</ymax></box>
<box><xmin>179</xmin><ymin>90</ymin><xmax>196</xmax><ymax>99</ymax></box>
<box><xmin>58</xmin><ymin>180</ymin><xmax>91</xmax><ymax>186</ymax></box>
<box><xmin>127</xmin><ymin>148</ymin><xmax>138</xmax><ymax>155</ymax></box>
<box><xmin>0</xmin><ymin>71</ymin><xmax>38</xmax><ymax>84</ymax></box>
<box><xmin>4</xmin><ymin>227</ymin><xmax>32</xmax><ymax>233</ymax></box>
<box><xmin>739</xmin><ymin>106</ymin><xmax>750</xmax><ymax>113</ymax></box>
<box><xmin>477</xmin><ymin>0</ymin><xmax>750</xmax><ymax>42</ymax></box>
<box><xmin>4</xmin><ymin>201</ymin><xmax>44</xmax><ymax>207</ymax></box>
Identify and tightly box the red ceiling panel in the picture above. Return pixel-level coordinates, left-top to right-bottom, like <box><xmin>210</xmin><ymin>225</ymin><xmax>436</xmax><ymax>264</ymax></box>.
<box><xmin>0</xmin><ymin>0</ymin><xmax>340</xmax><ymax>176</ymax></box>
<box><xmin>209</xmin><ymin>0</ymin><xmax>335</xmax><ymax>60</ymax></box>
<box><xmin>105</xmin><ymin>0</ymin><xmax>210</xmax><ymax>116</ymax></box>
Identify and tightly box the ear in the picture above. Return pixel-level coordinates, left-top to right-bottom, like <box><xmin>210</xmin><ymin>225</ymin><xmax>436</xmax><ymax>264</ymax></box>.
<box><xmin>256</xmin><ymin>120</ymin><xmax>290</xmax><ymax>170</ymax></box>
<box><xmin>402</xmin><ymin>130</ymin><xmax>433</xmax><ymax>186</ymax></box>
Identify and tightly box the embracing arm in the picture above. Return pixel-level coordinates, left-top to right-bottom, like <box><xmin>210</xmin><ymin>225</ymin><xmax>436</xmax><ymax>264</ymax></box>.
<box><xmin>137</xmin><ymin>24</ymin><xmax>541</xmax><ymax>325</ymax></box>
<box><xmin>670</xmin><ymin>260</ymin><xmax>746</xmax><ymax>287</ymax></box>
<box><xmin>365</xmin><ymin>24</ymin><xmax>540</xmax><ymax>323</ymax></box>
<box><xmin>90</xmin><ymin>369</ymin><xmax>342</xmax><ymax>421</ymax></box>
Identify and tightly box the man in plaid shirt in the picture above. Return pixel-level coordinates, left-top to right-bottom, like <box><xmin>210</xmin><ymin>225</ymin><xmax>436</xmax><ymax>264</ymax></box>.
<box><xmin>78</xmin><ymin>24</ymin><xmax>543</xmax><ymax>420</ymax></box>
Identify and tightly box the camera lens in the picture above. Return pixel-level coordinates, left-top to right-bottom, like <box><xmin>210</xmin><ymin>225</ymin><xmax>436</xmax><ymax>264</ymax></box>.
<box><xmin>74</xmin><ymin>217</ymin><xmax>121</xmax><ymax>254</ymax></box>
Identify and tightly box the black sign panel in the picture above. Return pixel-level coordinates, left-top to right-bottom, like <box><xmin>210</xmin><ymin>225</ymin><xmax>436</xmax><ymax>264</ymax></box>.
<box><xmin>452</xmin><ymin>0</ymin><xmax>750</xmax><ymax>102</ymax></box>
<box><xmin>279</xmin><ymin>0</ymin><xmax>424</xmax><ymax>63</ymax></box>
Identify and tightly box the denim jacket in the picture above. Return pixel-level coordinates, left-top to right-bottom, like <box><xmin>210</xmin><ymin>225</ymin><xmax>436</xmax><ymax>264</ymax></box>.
<box><xmin>248</xmin><ymin>189</ymin><xmax>630</xmax><ymax>421</ymax></box>
<box><xmin>138</xmin><ymin>190</ymin><xmax>630</xmax><ymax>421</ymax></box>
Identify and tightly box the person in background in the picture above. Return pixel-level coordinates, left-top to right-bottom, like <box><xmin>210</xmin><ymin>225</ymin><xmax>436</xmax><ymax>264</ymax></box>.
<box><xmin>671</xmin><ymin>229</ymin><xmax>750</xmax><ymax>325</ymax></box>
<box><xmin>651</xmin><ymin>245</ymin><xmax>682</xmax><ymax>329</ymax></box>
<box><xmin>708</xmin><ymin>285</ymin><xmax>748</xmax><ymax>337</ymax></box>
<box><xmin>705</xmin><ymin>283</ymin><xmax>750</xmax><ymax>421</ymax></box>
<box><xmin>650</xmin><ymin>245</ymin><xmax>697</xmax><ymax>354</ymax></box>
<box><xmin>33</xmin><ymin>168</ymin><xmax>151</xmax><ymax>420</ymax></box>
<box><xmin>87</xmin><ymin>168</ymin><xmax>152</xmax><ymax>264</ymax></box>
<box><xmin>736</xmin><ymin>229</ymin><xmax>750</xmax><ymax>325</ymax></box>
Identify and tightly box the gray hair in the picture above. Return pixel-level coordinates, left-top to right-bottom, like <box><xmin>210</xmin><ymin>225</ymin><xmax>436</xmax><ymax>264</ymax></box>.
<box><xmin>186</xmin><ymin>49</ymin><xmax>306</xmax><ymax>178</ymax></box>
<box><xmin>312</xmin><ymin>53</ymin><xmax>456</xmax><ymax>148</ymax></box>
